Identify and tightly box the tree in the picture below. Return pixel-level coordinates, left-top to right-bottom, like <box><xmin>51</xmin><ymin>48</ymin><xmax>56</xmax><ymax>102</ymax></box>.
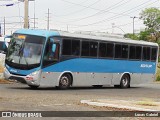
<box><xmin>140</xmin><ymin>8</ymin><xmax>160</xmax><ymax>42</ymax></box>
<box><xmin>124</xmin><ymin>33</ymin><xmax>139</xmax><ymax>40</ymax></box>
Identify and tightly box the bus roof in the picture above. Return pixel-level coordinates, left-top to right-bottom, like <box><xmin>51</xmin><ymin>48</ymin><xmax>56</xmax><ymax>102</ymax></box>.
<box><xmin>14</xmin><ymin>29</ymin><xmax>158</xmax><ymax>47</ymax></box>
<box><xmin>14</xmin><ymin>29</ymin><xmax>59</xmax><ymax>38</ymax></box>
<box><xmin>58</xmin><ymin>31</ymin><xmax>158</xmax><ymax>47</ymax></box>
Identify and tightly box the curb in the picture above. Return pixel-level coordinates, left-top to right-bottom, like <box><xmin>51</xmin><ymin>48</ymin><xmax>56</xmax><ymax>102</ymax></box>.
<box><xmin>81</xmin><ymin>100</ymin><xmax>157</xmax><ymax>111</ymax></box>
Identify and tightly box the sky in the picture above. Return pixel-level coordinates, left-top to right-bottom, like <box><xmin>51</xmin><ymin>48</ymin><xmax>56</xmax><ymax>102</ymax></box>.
<box><xmin>0</xmin><ymin>0</ymin><xmax>160</xmax><ymax>35</ymax></box>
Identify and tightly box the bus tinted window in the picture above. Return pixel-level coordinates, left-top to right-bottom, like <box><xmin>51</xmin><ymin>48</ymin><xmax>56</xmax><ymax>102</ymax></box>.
<box><xmin>90</xmin><ymin>42</ymin><xmax>98</xmax><ymax>57</ymax></box>
<box><xmin>115</xmin><ymin>44</ymin><xmax>122</xmax><ymax>59</ymax></box>
<box><xmin>129</xmin><ymin>46</ymin><xmax>136</xmax><ymax>59</ymax></box>
<box><xmin>99</xmin><ymin>43</ymin><xmax>107</xmax><ymax>57</ymax></box>
<box><xmin>151</xmin><ymin>47</ymin><xmax>157</xmax><ymax>61</ymax></box>
<box><xmin>122</xmin><ymin>45</ymin><xmax>128</xmax><ymax>59</ymax></box>
<box><xmin>129</xmin><ymin>46</ymin><xmax>142</xmax><ymax>60</ymax></box>
<box><xmin>136</xmin><ymin>46</ymin><xmax>142</xmax><ymax>60</ymax></box>
<box><xmin>81</xmin><ymin>41</ymin><xmax>89</xmax><ymax>56</ymax></box>
<box><xmin>72</xmin><ymin>40</ymin><xmax>80</xmax><ymax>56</ymax></box>
<box><xmin>106</xmin><ymin>43</ymin><xmax>114</xmax><ymax>58</ymax></box>
<box><xmin>99</xmin><ymin>43</ymin><xmax>114</xmax><ymax>58</ymax></box>
<box><xmin>143</xmin><ymin>47</ymin><xmax>151</xmax><ymax>61</ymax></box>
<box><xmin>62</xmin><ymin>39</ymin><xmax>71</xmax><ymax>55</ymax></box>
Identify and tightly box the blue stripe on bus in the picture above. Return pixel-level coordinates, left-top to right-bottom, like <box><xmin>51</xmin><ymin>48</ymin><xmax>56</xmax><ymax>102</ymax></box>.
<box><xmin>42</xmin><ymin>58</ymin><xmax>156</xmax><ymax>74</ymax></box>
<box><xmin>6</xmin><ymin>64</ymin><xmax>41</xmax><ymax>76</ymax></box>
<box><xmin>6</xmin><ymin>58</ymin><xmax>156</xmax><ymax>76</ymax></box>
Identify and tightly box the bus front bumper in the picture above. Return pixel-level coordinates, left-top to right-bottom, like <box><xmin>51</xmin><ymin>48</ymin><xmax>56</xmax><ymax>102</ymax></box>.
<box><xmin>4</xmin><ymin>68</ymin><xmax>40</xmax><ymax>86</ymax></box>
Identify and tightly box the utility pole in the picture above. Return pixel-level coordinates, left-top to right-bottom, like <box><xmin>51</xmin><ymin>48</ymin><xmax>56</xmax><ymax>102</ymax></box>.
<box><xmin>0</xmin><ymin>23</ymin><xmax>1</xmax><ymax>37</ymax></box>
<box><xmin>4</xmin><ymin>17</ymin><xmax>5</xmax><ymax>35</ymax></box>
<box><xmin>47</xmin><ymin>8</ymin><xmax>51</xmax><ymax>30</ymax></box>
<box><xmin>19</xmin><ymin>0</ymin><xmax>35</xmax><ymax>28</ymax></box>
<box><xmin>24</xmin><ymin>0</ymin><xmax>29</xmax><ymax>28</ymax></box>
<box><xmin>131</xmin><ymin>16</ymin><xmax>138</xmax><ymax>35</ymax></box>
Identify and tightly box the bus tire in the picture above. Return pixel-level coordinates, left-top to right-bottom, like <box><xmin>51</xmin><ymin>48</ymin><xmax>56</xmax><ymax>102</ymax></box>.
<box><xmin>120</xmin><ymin>74</ymin><xmax>130</xmax><ymax>88</ymax></box>
<box><xmin>59</xmin><ymin>74</ymin><xmax>71</xmax><ymax>89</ymax></box>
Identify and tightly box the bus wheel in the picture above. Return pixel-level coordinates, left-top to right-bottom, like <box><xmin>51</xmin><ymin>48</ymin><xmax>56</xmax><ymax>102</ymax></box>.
<box><xmin>59</xmin><ymin>74</ymin><xmax>71</xmax><ymax>89</ymax></box>
<box><xmin>120</xmin><ymin>74</ymin><xmax>130</xmax><ymax>88</ymax></box>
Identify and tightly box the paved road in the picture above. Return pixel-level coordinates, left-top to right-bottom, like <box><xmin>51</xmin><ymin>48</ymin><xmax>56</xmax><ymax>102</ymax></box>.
<box><xmin>0</xmin><ymin>82</ymin><xmax>160</xmax><ymax>119</ymax></box>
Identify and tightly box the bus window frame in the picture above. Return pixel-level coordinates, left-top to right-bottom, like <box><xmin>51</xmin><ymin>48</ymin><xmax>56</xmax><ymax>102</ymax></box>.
<box><xmin>114</xmin><ymin>42</ymin><xmax>129</xmax><ymax>60</ymax></box>
<box><xmin>142</xmin><ymin>46</ymin><xmax>151</xmax><ymax>61</ymax></box>
<box><xmin>42</xmin><ymin>37</ymin><xmax>60</xmax><ymax>68</ymax></box>
<box><xmin>98</xmin><ymin>41</ymin><xmax>114</xmax><ymax>59</ymax></box>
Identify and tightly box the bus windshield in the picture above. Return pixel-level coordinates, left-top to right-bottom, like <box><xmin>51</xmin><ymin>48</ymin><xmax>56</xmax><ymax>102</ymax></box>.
<box><xmin>5</xmin><ymin>34</ymin><xmax>45</xmax><ymax>70</ymax></box>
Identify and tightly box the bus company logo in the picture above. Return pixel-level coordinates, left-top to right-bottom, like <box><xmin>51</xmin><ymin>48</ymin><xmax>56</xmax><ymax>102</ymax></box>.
<box><xmin>140</xmin><ymin>64</ymin><xmax>152</xmax><ymax>68</ymax></box>
<box><xmin>2</xmin><ymin>112</ymin><xmax>11</xmax><ymax>117</ymax></box>
<box><xmin>10</xmin><ymin>69</ymin><xmax>18</xmax><ymax>73</ymax></box>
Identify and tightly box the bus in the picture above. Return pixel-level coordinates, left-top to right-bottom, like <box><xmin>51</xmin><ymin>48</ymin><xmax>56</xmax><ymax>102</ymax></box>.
<box><xmin>4</xmin><ymin>29</ymin><xmax>159</xmax><ymax>89</ymax></box>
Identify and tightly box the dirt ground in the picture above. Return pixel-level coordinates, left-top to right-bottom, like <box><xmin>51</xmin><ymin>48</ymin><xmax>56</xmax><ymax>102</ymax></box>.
<box><xmin>0</xmin><ymin>66</ymin><xmax>4</xmax><ymax>73</ymax></box>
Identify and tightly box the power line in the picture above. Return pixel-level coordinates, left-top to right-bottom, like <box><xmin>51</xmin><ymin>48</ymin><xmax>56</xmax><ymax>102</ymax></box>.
<box><xmin>55</xmin><ymin>0</ymin><xmax>102</xmax><ymax>17</ymax></box>
<box><xmin>70</xmin><ymin>0</ymin><xmax>159</xmax><ymax>28</ymax></box>
<box><xmin>62</xmin><ymin>0</ymin><xmax>131</xmax><ymax>23</ymax></box>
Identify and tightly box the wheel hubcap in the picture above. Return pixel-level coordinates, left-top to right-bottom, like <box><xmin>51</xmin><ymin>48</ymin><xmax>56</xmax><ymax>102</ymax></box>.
<box><xmin>122</xmin><ymin>78</ymin><xmax>128</xmax><ymax>86</ymax></box>
<box><xmin>61</xmin><ymin>76</ymin><xmax>68</xmax><ymax>86</ymax></box>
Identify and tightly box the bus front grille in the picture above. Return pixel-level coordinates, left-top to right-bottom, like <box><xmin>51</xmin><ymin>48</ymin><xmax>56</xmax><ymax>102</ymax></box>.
<box><xmin>9</xmin><ymin>76</ymin><xmax>26</xmax><ymax>84</ymax></box>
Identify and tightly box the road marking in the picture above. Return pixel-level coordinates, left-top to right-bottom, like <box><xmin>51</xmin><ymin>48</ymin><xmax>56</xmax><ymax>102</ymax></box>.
<box><xmin>66</xmin><ymin>104</ymin><xmax>72</xmax><ymax>106</ymax></box>
<box><xmin>54</xmin><ymin>104</ymin><xmax>63</xmax><ymax>106</ymax></box>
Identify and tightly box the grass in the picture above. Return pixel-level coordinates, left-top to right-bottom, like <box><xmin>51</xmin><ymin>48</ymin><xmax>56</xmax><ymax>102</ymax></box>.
<box><xmin>136</xmin><ymin>99</ymin><xmax>158</xmax><ymax>106</ymax></box>
<box><xmin>156</xmin><ymin>66</ymin><xmax>160</xmax><ymax>81</ymax></box>
<box><xmin>0</xmin><ymin>79</ymin><xmax>12</xmax><ymax>84</ymax></box>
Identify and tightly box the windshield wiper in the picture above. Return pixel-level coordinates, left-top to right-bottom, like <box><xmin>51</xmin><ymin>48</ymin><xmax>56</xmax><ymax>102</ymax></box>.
<box><xmin>18</xmin><ymin>42</ymin><xmax>29</xmax><ymax>68</ymax></box>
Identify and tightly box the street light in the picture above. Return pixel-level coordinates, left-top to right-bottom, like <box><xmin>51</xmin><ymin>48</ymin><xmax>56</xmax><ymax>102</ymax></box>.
<box><xmin>130</xmin><ymin>16</ymin><xmax>138</xmax><ymax>35</ymax></box>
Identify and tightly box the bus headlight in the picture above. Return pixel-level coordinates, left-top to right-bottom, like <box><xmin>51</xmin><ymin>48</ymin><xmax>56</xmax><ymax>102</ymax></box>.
<box><xmin>28</xmin><ymin>70</ymin><xmax>40</xmax><ymax>77</ymax></box>
<box><xmin>26</xmin><ymin>70</ymin><xmax>41</xmax><ymax>81</ymax></box>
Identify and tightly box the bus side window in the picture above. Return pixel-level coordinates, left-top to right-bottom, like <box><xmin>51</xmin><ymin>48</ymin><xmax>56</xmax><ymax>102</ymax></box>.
<box><xmin>142</xmin><ymin>47</ymin><xmax>151</xmax><ymax>61</ymax></box>
<box><xmin>99</xmin><ymin>43</ymin><xmax>107</xmax><ymax>57</ymax></box>
<box><xmin>129</xmin><ymin>46</ymin><xmax>136</xmax><ymax>60</ymax></box>
<box><xmin>115</xmin><ymin>44</ymin><xmax>122</xmax><ymax>59</ymax></box>
<box><xmin>151</xmin><ymin>47</ymin><xmax>157</xmax><ymax>61</ymax></box>
<box><xmin>136</xmin><ymin>46</ymin><xmax>142</xmax><ymax>60</ymax></box>
<box><xmin>81</xmin><ymin>41</ymin><xmax>90</xmax><ymax>57</ymax></box>
<box><xmin>90</xmin><ymin>42</ymin><xmax>98</xmax><ymax>57</ymax></box>
<box><xmin>62</xmin><ymin>39</ymin><xmax>72</xmax><ymax>55</ymax></box>
<box><xmin>106</xmin><ymin>43</ymin><xmax>114</xmax><ymax>58</ymax></box>
<box><xmin>72</xmin><ymin>40</ymin><xmax>80</xmax><ymax>56</ymax></box>
<box><xmin>43</xmin><ymin>39</ymin><xmax>59</xmax><ymax>67</ymax></box>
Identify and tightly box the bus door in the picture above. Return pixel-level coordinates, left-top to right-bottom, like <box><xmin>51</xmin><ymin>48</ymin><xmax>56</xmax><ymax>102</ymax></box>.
<box><xmin>41</xmin><ymin>38</ymin><xmax>60</xmax><ymax>86</ymax></box>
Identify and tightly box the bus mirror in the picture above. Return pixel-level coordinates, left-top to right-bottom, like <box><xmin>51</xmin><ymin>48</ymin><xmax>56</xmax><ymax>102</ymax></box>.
<box><xmin>50</xmin><ymin>38</ymin><xmax>54</xmax><ymax>42</ymax></box>
<box><xmin>52</xmin><ymin>44</ymin><xmax>56</xmax><ymax>52</ymax></box>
